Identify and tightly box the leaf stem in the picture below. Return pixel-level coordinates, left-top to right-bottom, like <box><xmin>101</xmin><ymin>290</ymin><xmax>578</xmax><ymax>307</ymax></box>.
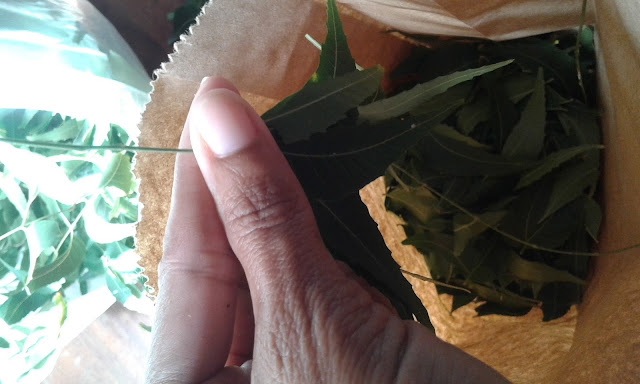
<box><xmin>574</xmin><ymin>0</ymin><xmax>588</xmax><ymax>103</ymax></box>
<box><xmin>304</xmin><ymin>33</ymin><xmax>364</xmax><ymax>71</ymax></box>
<box><xmin>387</xmin><ymin>164</ymin><xmax>410</xmax><ymax>191</ymax></box>
<box><xmin>400</xmin><ymin>269</ymin><xmax>471</xmax><ymax>293</ymax></box>
<box><xmin>0</xmin><ymin>205</ymin><xmax>79</xmax><ymax>244</ymax></box>
<box><xmin>390</xmin><ymin>164</ymin><xmax>640</xmax><ymax>257</ymax></box>
<box><xmin>21</xmin><ymin>187</ymin><xmax>39</xmax><ymax>227</ymax></box>
<box><xmin>55</xmin><ymin>205</ymin><xmax>85</xmax><ymax>255</ymax></box>
<box><xmin>304</xmin><ymin>34</ymin><xmax>322</xmax><ymax>51</ymax></box>
<box><xmin>0</xmin><ymin>137</ymin><xmax>192</xmax><ymax>154</ymax></box>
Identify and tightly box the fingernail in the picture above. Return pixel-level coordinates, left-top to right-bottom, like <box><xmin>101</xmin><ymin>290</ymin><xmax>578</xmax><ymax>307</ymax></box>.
<box><xmin>194</xmin><ymin>77</ymin><xmax>214</xmax><ymax>99</ymax></box>
<box><xmin>192</xmin><ymin>89</ymin><xmax>258</xmax><ymax>157</ymax></box>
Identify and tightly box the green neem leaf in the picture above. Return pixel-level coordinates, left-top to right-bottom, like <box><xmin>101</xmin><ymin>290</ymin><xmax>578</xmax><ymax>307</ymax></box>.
<box><xmin>456</xmin><ymin>95</ymin><xmax>491</xmax><ymax>135</ymax></box>
<box><xmin>501</xmin><ymin>68</ymin><xmax>546</xmax><ymax>159</ymax></box>
<box><xmin>99</xmin><ymin>152</ymin><xmax>135</xmax><ymax>197</ymax></box>
<box><xmin>0</xmin><ymin>172</ymin><xmax>28</xmax><ymax>216</ymax></box>
<box><xmin>503</xmin><ymin>74</ymin><xmax>537</xmax><ymax>103</ymax></box>
<box><xmin>264</xmin><ymin>66</ymin><xmax>383</xmax><ymax>144</ymax></box>
<box><xmin>453</xmin><ymin>211</ymin><xmax>506</xmax><ymax>257</ymax></box>
<box><xmin>584</xmin><ymin>197</ymin><xmax>602</xmax><ymax>242</ymax></box>
<box><xmin>506</xmin><ymin>253</ymin><xmax>585</xmax><ymax>285</ymax></box>
<box><xmin>24</xmin><ymin>111</ymin><xmax>54</xmax><ymax>136</ymax></box>
<box><xmin>0</xmin><ymin>288</ymin><xmax>55</xmax><ymax>325</ymax></box>
<box><xmin>418</xmin><ymin>125</ymin><xmax>533</xmax><ymax>177</ymax></box>
<box><xmin>0</xmin><ymin>255</ymin><xmax>28</xmax><ymax>284</ymax></box>
<box><xmin>108</xmin><ymin>196</ymin><xmax>139</xmax><ymax>221</ymax></box>
<box><xmin>358</xmin><ymin>60</ymin><xmax>513</xmax><ymax>122</ymax></box>
<box><xmin>403</xmin><ymin>231</ymin><xmax>465</xmax><ymax>280</ymax></box>
<box><xmin>486</xmin><ymin>81</ymin><xmax>520</xmax><ymax>148</ymax></box>
<box><xmin>0</xmin><ymin>142</ymin><xmax>101</xmax><ymax>205</ymax></box>
<box><xmin>462</xmin><ymin>280</ymin><xmax>540</xmax><ymax>310</ymax></box>
<box><xmin>313</xmin><ymin>0</ymin><xmax>356</xmax><ymax>82</ymax></box>
<box><xmin>106</xmin><ymin>267</ymin><xmax>132</xmax><ymax>304</ymax></box>
<box><xmin>540</xmin><ymin>160</ymin><xmax>598</xmax><ymax>223</ymax></box>
<box><xmin>431</xmin><ymin>124</ymin><xmax>491</xmax><ymax>150</ymax></box>
<box><xmin>546</xmin><ymin>86</ymin><xmax>572</xmax><ymax>111</ymax></box>
<box><xmin>282</xmin><ymin>105</ymin><xmax>456</xmax><ymax>200</ymax></box>
<box><xmin>311</xmin><ymin>195</ymin><xmax>432</xmax><ymax>329</ymax></box>
<box><xmin>26</xmin><ymin>119</ymin><xmax>81</xmax><ymax>142</ymax></box>
<box><xmin>386</xmin><ymin>187</ymin><xmax>438</xmax><ymax>225</ymax></box>
<box><xmin>501</xmin><ymin>183</ymin><xmax>576</xmax><ymax>250</ymax></box>
<box><xmin>24</xmin><ymin>219</ymin><xmax>62</xmax><ymax>280</ymax></box>
<box><xmin>557</xmin><ymin>102</ymin><xmax>602</xmax><ymax>146</ymax></box>
<box><xmin>515</xmin><ymin>145</ymin><xmax>603</xmax><ymax>190</ymax></box>
<box><xmin>84</xmin><ymin>195</ymin><xmax>136</xmax><ymax>244</ymax></box>
<box><xmin>409</xmin><ymin>82</ymin><xmax>471</xmax><ymax>117</ymax></box>
<box><xmin>0</xmin><ymin>337</ymin><xmax>9</xmax><ymax>348</ymax></box>
<box><xmin>488</xmin><ymin>39</ymin><xmax>579</xmax><ymax>98</ymax></box>
<box><xmin>26</xmin><ymin>237</ymin><xmax>85</xmax><ymax>293</ymax></box>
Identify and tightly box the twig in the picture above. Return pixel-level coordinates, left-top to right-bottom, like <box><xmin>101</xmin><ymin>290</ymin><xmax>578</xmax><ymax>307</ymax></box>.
<box><xmin>575</xmin><ymin>0</ymin><xmax>589</xmax><ymax>103</ymax></box>
<box><xmin>0</xmin><ymin>137</ymin><xmax>192</xmax><ymax>154</ymax></box>
<box><xmin>390</xmin><ymin>164</ymin><xmax>640</xmax><ymax>257</ymax></box>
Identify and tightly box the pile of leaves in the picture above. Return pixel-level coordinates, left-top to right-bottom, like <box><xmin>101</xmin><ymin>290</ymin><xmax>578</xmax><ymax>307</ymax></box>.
<box><xmin>385</xmin><ymin>30</ymin><xmax>600</xmax><ymax>320</ymax></box>
<box><xmin>0</xmin><ymin>109</ymin><xmax>145</xmax><ymax>375</ymax></box>
<box><xmin>262</xmin><ymin>0</ymin><xmax>601</xmax><ymax>327</ymax></box>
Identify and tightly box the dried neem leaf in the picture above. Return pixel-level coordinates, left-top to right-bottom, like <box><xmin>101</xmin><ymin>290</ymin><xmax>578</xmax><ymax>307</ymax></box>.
<box><xmin>453</xmin><ymin>211</ymin><xmax>506</xmax><ymax>257</ymax></box>
<box><xmin>456</xmin><ymin>95</ymin><xmax>491</xmax><ymax>135</ymax></box>
<box><xmin>281</xmin><ymin>106</ymin><xmax>456</xmax><ymax>201</ymax></box>
<box><xmin>416</xmin><ymin>124</ymin><xmax>533</xmax><ymax>177</ymax></box>
<box><xmin>260</xmin><ymin>0</ymin><xmax>602</xmax><ymax>324</ymax></box>
<box><xmin>501</xmin><ymin>68</ymin><xmax>546</xmax><ymax>159</ymax></box>
<box><xmin>384</xmin><ymin>31</ymin><xmax>602</xmax><ymax>321</ymax></box>
<box><xmin>505</xmin><ymin>252</ymin><xmax>586</xmax><ymax>286</ymax></box>
<box><xmin>515</xmin><ymin>145</ymin><xmax>602</xmax><ymax>190</ymax></box>
<box><xmin>313</xmin><ymin>0</ymin><xmax>356</xmax><ymax>82</ymax></box>
<box><xmin>387</xmin><ymin>187</ymin><xmax>439</xmax><ymax>225</ymax></box>
<box><xmin>539</xmin><ymin>160</ymin><xmax>599</xmax><ymax>222</ymax></box>
<box><xmin>264</xmin><ymin>66</ymin><xmax>383</xmax><ymax>144</ymax></box>
<box><xmin>358</xmin><ymin>60</ymin><xmax>513</xmax><ymax>122</ymax></box>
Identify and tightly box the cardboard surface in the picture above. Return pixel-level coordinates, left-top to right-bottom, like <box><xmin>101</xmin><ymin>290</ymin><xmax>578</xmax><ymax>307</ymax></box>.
<box><xmin>136</xmin><ymin>0</ymin><xmax>640</xmax><ymax>382</ymax></box>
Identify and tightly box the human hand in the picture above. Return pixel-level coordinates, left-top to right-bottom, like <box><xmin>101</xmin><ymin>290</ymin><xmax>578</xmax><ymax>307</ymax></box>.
<box><xmin>145</xmin><ymin>77</ymin><xmax>510</xmax><ymax>384</ymax></box>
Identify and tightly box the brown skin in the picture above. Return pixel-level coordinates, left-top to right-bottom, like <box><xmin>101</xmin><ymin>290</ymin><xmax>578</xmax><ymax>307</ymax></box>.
<box><xmin>145</xmin><ymin>77</ymin><xmax>510</xmax><ymax>384</ymax></box>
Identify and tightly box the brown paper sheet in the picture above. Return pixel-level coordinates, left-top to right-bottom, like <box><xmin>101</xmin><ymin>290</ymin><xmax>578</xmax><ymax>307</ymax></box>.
<box><xmin>136</xmin><ymin>0</ymin><xmax>640</xmax><ymax>382</ymax></box>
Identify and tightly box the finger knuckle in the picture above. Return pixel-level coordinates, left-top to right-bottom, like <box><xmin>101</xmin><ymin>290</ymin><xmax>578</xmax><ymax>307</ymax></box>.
<box><xmin>223</xmin><ymin>173</ymin><xmax>307</xmax><ymax>242</ymax></box>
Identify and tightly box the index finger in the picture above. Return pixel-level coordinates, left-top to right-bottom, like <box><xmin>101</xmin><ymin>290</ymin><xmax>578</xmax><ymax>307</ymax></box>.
<box><xmin>146</xmin><ymin>79</ymin><xmax>246</xmax><ymax>383</ymax></box>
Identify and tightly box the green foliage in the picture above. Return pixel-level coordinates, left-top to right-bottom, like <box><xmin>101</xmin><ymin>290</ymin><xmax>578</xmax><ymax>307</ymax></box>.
<box><xmin>314</xmin><ymin>0</ymin><xmax>356</xmax><ymax>82</ymax></box>
<box><xmin>358</xmin><ymin>60</ymin><xmax>513</xmax><ymax>122</ymax></box>
<box><xmin>501</xmin><ymin>68</ymin><xmax>546</xmax><ymax>159</ymax></box>
<box><xmin>0</xmin><ymin>109</ymin><xmax>145</xmax><ymax>374</ymax></box>
<box><xmin>261</xmin><ymin>0</ymin><xmax>518</xmax><ymax>329</ymax></box>
<box><xmin>515</xmin><ymin>145</ymin><xmax>602</xmax><ymax>190</ymax></box>
<box><xmin>385</xmin><ymin>28</ymin><xmax>601</xmax><ymax>321</ymax></box>
<box><xmin>264</xmin><ymin>66</ymin><xmax>383</xmax><ymax>144</ymax></box>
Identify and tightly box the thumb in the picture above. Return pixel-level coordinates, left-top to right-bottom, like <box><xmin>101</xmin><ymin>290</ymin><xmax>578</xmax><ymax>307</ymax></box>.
<box><xmin>188</xmin><ymin>77</ymin><xmax>345</xmax><ymax>315</ymax></box>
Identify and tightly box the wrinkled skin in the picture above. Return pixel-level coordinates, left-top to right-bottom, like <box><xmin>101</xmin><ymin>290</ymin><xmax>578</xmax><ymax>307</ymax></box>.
<box><xmin>145</xmin><ymin>77</ymin><xmax>509</xmax><ymax>384</ymax></box>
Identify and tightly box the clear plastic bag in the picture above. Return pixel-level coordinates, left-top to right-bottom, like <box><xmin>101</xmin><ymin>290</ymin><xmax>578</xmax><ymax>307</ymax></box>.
<box><xmin>0</xmin><ymin>1</ymin><xmax>151</xmax><ymax>382</ymax></box>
